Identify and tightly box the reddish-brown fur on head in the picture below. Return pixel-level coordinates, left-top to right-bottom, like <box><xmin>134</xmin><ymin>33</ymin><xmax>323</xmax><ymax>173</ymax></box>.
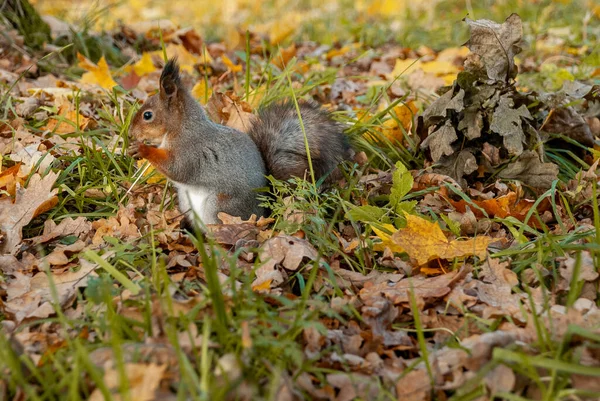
<box><xmin>129</xmin><ymin>58</ymin><xmax>184</xmax><ymax>148</ymax></box>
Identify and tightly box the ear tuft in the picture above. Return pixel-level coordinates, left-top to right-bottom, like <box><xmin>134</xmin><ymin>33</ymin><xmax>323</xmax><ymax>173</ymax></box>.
<box><xmin>160</xmin><ymin>57</ymin><xmax>181</xmax><ymax>98</ymax></box>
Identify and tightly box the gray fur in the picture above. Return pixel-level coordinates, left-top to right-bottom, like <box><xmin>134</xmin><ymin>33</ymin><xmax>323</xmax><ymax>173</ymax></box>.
<box><xmin>169</xmin><ymin>92</ymin><xmax>267</xmax><ymax>224</ymax></box>
<box><xmin>249</xmin><ymin>102</ymin><xmax>354</xmax><ymax>183</ymax></box>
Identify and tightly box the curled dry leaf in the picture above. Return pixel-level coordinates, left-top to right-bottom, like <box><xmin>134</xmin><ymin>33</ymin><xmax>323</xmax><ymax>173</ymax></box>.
<box><xmin>43</xmin><ymin>95</ymin><xmax>91</xmax><ymax>134</ymax></box>
<box><xmin>395</xmin><ymin>369</ymin><xmax>432</xmax><ymax>401</ymax></box>
<box><xmin>205</xmin><ymin>92</ymin><xmax>256</xmax><ymax>133</ymax></box>
<box><xmin>29</xmin><ymin>216</ymin><xmax>91</xmax><ymax>245</ymax></box>
<box><xmin>447</xmin><ymin>191</ymin><xmax>552</xmax><ymax>227</ymax></box>
<box><xmin>360</xmin><ymin>264</ymin><xmax>471</xmax><ymax>306</ymax></box>
<box><xmin>498</xmin><ymin>150</ymin><xmax>559</xmax><ymax>189</ymax></box>
<box><xmin>252</xmin><ymin>235</ymin><xmax>318</xmax><ymax>292</ymax></box>
<box><xmin>0</xmin><ymin>171</ymin><xmax>59</xmax><ymax>254</ymax></box>
<box><xmin>206</xmin><ymin>223</ymin><xmax>258</xmax><ymax>246</ymax></box>
<box><xmin>464</xmin><ymin>13</ymin><xmax>523</xmax><ymax>82</ymax></box>
<box><xmin>91</xmin><ymin>205</ymin><xmax>139</xmax><ymax>245</ymax></box>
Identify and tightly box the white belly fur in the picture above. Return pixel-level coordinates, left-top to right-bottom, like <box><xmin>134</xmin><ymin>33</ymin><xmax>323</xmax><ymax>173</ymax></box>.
<box><xmin>176</xmin><ymin>184</ymin><xmax>214</xmax><ymax>225</ymax></box>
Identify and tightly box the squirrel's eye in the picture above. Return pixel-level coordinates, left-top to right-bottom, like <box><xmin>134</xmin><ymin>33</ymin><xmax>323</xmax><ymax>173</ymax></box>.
<box><xmin>143</xmin><ymin>111</ymin><xmax>153</xmax><ymax>121</ymax></box>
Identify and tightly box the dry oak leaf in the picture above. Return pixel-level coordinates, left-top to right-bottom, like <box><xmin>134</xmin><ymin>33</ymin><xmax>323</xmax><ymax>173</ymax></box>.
<box><xmin>383</xmin><ymin>214</ymin><xmax>491</xmax><ymax>265</ymax></box>
<box><xmin>29</xmin><ymin>216</ymin><xmax>91</xmax><ymax>245</ymax></box>
<box><xmin>252</xmin><ymin>235</ymin><xmax>318</xmax><ymax>292</ymax></box>
<box><xmin>77</xmin><ymin>53</ymin><xmax>117</xmax><ymax>90</ymax></box>
<box><xmin>464</xmin><ymin>13</ymin><xmax>523</xmax><ymax>82</ymax></box>
<box><xmin>0</xmin><ymin>172</ymin><xmax>59</xmax><ymax>254</ymax></box>
<box><xmin>2</xmin><ymin>257</ymin><xmax>98</xmax><ymax>323</ymax></box>
<box><xmin>360</xmin><ymin>264</ymin><xmax>470</xmax><ymax>306</ymax></box>
<box><xmin>91</xmin><ymin>206</ymin><xmax>139</xmax><ymax>245</ymax></box>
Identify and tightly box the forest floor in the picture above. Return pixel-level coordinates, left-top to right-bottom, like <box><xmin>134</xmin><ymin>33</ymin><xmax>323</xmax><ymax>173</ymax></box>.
<box><xmin>1</xmin><ymin>1</ymin><xmax>600</xmax><ymax>400</ymax></box>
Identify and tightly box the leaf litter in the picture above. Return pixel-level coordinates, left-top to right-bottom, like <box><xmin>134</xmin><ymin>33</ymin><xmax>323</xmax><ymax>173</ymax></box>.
<box><xmin>1</xmin><ymin>8</ymin><xmax>600</xmax><ymax>401</ymax></box>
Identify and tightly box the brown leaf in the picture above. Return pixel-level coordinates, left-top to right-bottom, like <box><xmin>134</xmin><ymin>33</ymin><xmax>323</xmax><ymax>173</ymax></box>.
<box><xmin>395</xmin><ymin>369</ymin><xmax>432</xmax><ymax>401</ymax></box>
<box><xmin>91</xmin><ymin>205</ymin><xmax>139</xmax><ymax>245</ymax></box>
<box><xmin>464</xmin><ymin>13</ymin><xmax>523</xmax><ymax>82</ymax></box>
<box><xmin>490</xmin><ymin>94</ymin><xmax>532</xmax><ymax>155</ymax></box>
<box><xmin>205</xmin><ymin>92</ymin><xmax>256</xmax><ymax>133</ymax></box>
<box><xmin>2</xmin><ymin>257</ymin><xmax>98</xmax><ymax>323</ymax></box>
<box><xmin>29</xmin><ymin>216</ymin><xmax>91</xmax><ymax>245</ymax></box>
<box><xmin>447</xmin><ymin>191</ymin><xmax>552</xmax><ymax>226</ymax></box>
<box><xmin>421</xmin><ymin>88</ymin><xmax>465</xmax><ymax>124</ymax></box>
<box><xmin>541</xmin><ymin>107</ymin><xmax>594</xmax><ymax>147</ymax></box>
<box><xmin>558</xmin><ymin>252</ymin><xmax>599</xmax><ymax>292</ymax></box>
<box><xmin>359</xmin><ymin>264</ymin><xmax>470</xmax><ymax>306</ymax></box>
<box><xmin>421</xmin><ymin>120</ymin><xmax>458</xmax><ymax>162</ymax></box>
<box><xmin>88</xmin><ymin>363</ymin><xmax>167</xmax><ymax>401</ymax></box>
<box><xmin>498</xmin><ymin>150</ymin><xmax>559</xmax><ymax>189</ymax></box>
<box><xmin>0</xmin><ymin>172</ymin><xmax>59</xmax><ymax>254</ymax></box>
<box><xmin>206</xmin><ymin>223</ymin><xmax>257</xmax><ymax>246</ymax></box>
<box><xmin>252</xmin><ymin>235</ymin><xmax>318</xmax><ymax>292</ymax></box>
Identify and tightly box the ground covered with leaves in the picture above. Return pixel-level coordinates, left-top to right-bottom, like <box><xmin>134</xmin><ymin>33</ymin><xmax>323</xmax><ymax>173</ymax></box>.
<box><xmin>1</xmin><ymin>1</ymin><xmax>600</xmax><ymax>400</ymax></box>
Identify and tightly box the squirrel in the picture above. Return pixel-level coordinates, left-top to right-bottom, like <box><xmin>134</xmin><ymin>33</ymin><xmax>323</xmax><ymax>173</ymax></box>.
<box><xmin>129</xmin><ymin>58</ymin><xmax>353</xmax><ymax>227</ymax></box>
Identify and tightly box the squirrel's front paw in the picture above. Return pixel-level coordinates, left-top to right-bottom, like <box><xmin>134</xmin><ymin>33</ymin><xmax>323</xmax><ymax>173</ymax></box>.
<box><xmin>127</xmin><ymin>142</ymin><xmax>142</xmax><ymax>159</ymax></box>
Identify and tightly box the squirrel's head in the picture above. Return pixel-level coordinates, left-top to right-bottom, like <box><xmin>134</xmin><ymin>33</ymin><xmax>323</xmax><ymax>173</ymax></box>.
<box><xmin>129</xmin><ymin>58</ymin><xmax>184</xmax><ymax>147</ymax></box>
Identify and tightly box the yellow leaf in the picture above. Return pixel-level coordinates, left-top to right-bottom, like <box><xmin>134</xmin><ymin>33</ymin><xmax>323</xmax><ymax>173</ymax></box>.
<box><xmin>388</xmin><ymin>58</ymin><xmax>460</xmax><ymax>86</ymax></box>
<box><xmin>326</xmin><ymin>43</ymin><xmax>360</xmax><ymax>59</ymax></box>
<box><xmin>137</xmin><ymin>160</ymin><xmax>165</xmax><ymax>184</ymax></box>
<box><xmin>268</xmin><ymin>13</ymin><xmax>301</xmax><ymax>45</ymax></box>
<box><xmin>371</xmin><ymin>224</ymin><xmax>405</xmax><ymax>253</ymax></box>
<box><xmin>389</xmin><ymin>214</ymin><xmax>491</xmax><ymax>265</ymax></box>
<box><xmin>133</xmin><ymin>53</ymin><xmax>156</xmax><ymax>76</ymax></box>
<box><xmin>252</xmin><ymin>278</ymin><xmax>272</xmax><ymax>292</ymax></box>
<box><xmin>43</xmin><ymin>96</ymin><xmax>90</xmax><ymax>134</ymax></box>
<box><xmin>224</xmin><ymin>25</ymin><xmax>241</xmax><ymax>50</ymax></box>
<box><xmin>222</xmin><ymin>55</ymin><xmax>242</xmax><ymax>73</ymax></box>
<box><xmin>246</xmin><ymin>85</ymin><xmax>268</xmax><ymax>109</ymax></box>
<box><xmin>388</xmin><ymin>58</ymin><xmax>421</xmax><ymax>80</ymax></box>
<box><xmin>436</xmin><ymin>47</ymin><xmax>470</xmax><ymax>62</ymax></box>
<box><xmin>77</xmin><ymin>54</ymin><xmax>117</xmax><ymax>90</ymax></box>
<box><xmin>150</xmin><ymin>44</ymin><xmax>212</xmax><ymax>74</ymax></box>
<box><xmin>191</xmin><ymin>80</ymin><xmax>213</xmax><ymax>105</ymax></box>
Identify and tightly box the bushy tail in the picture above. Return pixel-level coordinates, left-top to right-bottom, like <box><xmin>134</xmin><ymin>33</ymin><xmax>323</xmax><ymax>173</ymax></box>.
<box><xmin>248</xmin><ymin>102</ymin><xmax>353</xmax><ymax>184</ymax></box>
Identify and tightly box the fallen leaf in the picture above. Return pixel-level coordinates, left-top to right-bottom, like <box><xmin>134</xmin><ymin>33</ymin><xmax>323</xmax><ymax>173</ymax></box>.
<box><xmin>132</xmin><ymin>52</ymin><xmax>156</xmax><ymax>77</ymax></box>
<box><xmin>222</xmin><ymin>54</ymin><xmax>242</xmax><ymax>73</ymax></box>
<box><xmin>360</xmin><ymin>264</ymin><xmax>470</xmax><ymax>306</ymax></box>
<box><xmin>77</xmin><ymin>54</ymin><xmax>118</xmax><ymax>90</ymax></box>
<box><xmin>541</xmin><ymin>107</ymin><xmax>594</xmax><ymax>147</ymax></box>
<box><xmin>29</xmin><ymin>216</ymin><xmax>92</xmax><ymax>244</ymax></box>
<box><xmin>89</xmin><ymin>363</ymin><xmax>166</xmax><ymax>401</ymax></box>
<box><xmin>421</xmin><ymin>120</ymin><xmax>458</xmax><ymax>163</ymax></box>
<box><xmin>395</xmin><ymin>369</ymin><xmax>432</xmax><ymax>401</ymax></box>
<box><xmin>191</xmin><ymin>79</ymin><xmax>213</xmax><ymax>105</ymax></box>
<box><xmin>43</xmin><ymin>96</ymin><xmax>90</xmax><ymax>134</ymax></box>
<box><xmin>0</xmin><ymin>172</ymin><xmax>59</xmax><ymax>254</ymax></box>
<box><xmin>490</xmin><ymin>94</ymin><xmax>532</xmax><ymax>155</ymax></box>
<box><xmin>498</xmin><ymin>150</ymin><xmax>559</xmax><ymax>189</ymax></box>
<box><xmin>434</xmin><ymin>149</ymin><xmax>478</xmax><ymax>186</ymax></box>
<box><xmin>464</xmin><ymin>13</ymin><xmax>523</xmax><ymax>82</ymax></box>
<box><xmin>2</xmin><ymin>257</ymin><xmax>98</xmax><ymax>323</ymax></box>
<box><xmin>382</xmin><ymin>214</ymin><xmax>490</xmax><ymax>265</ymax></box>
<box><xmin>206</xmin><ymin>223</ymin><xmax>257</xmax><ymax>246</ymax></box>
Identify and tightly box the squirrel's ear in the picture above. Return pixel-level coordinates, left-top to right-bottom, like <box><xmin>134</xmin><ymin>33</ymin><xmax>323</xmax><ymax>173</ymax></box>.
<box><xmin>160</xmin><ymin>58</ymin><xmax>181</xmax><ymax>99</ymax></box>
